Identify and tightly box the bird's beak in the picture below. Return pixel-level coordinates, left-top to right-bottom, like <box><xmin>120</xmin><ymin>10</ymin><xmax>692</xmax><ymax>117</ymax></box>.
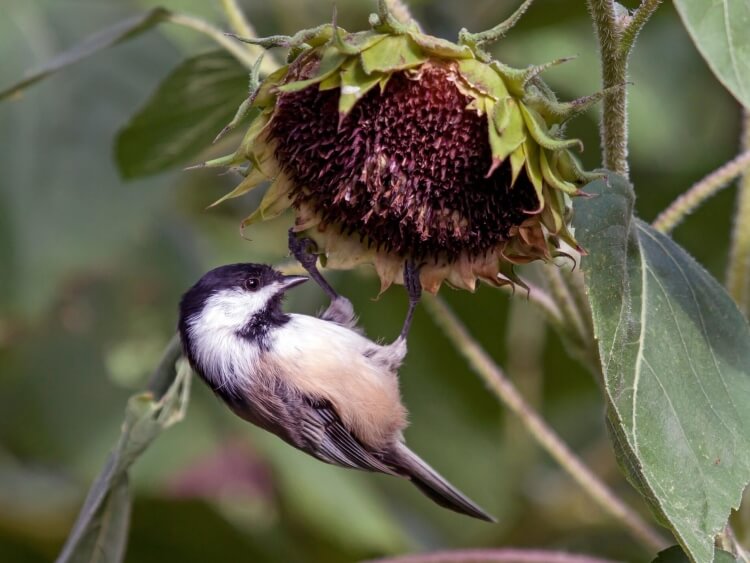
<box><xmin>280</xmin><ymin>275</ymin><xmax>309</xmax><ymax>290</ymax></box>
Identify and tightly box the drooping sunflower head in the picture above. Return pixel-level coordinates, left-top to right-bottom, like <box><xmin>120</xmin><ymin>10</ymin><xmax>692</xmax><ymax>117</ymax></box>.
<box><xmin>203</xmin><ymin>4</ymin><xmax>601</xmax><ymax>293</ymax></box>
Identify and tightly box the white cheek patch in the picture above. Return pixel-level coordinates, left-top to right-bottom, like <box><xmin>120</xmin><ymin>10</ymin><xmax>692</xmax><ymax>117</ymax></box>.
<box><xmin>186</xmin><ymin>284</ymin><xmax>282</xmax><ymax>390</ymax></box>
<box><xmin>199</xmin><ymin>286</ymin><xmax>278</xmax><ymax>329</ymax></box>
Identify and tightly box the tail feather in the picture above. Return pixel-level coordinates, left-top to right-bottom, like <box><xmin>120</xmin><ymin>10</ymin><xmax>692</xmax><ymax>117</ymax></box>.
<box><xmin>393</xmin><ymin>443</ymin><xmax>496</xmax><ymax>522</ymax></box>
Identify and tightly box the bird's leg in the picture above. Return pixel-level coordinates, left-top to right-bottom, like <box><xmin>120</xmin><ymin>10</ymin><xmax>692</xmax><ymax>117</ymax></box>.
<box><xmin>399</xmin><ymin>260</ymin><xmax>422</xmax><ymax>340</ymax></box>
<box><xmin>288</xmin><ymin>228</ymin><xmax>355</xmax><ymax>326</ymax></box>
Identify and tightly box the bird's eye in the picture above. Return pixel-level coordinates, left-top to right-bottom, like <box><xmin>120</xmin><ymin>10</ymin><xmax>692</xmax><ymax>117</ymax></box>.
<box><xmin>244</xmin><ymin>277</ymin><xmax>260</xmax><ymax>291</ymax></box>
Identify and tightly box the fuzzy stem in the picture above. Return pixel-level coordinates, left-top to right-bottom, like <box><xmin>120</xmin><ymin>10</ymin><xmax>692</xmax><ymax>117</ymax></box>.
<box><xmin>587</xmin><ymin>0</ymin><xmax>628</xmax><ymax>176</ymax></box>
<box><xmin>164</xmin><ymin>13</ymin><xmax>258</xmax><ymax>68</ymax></box>
<box><xmin>652</xmin><ymin>149</ymin><xmax>750</xmax><ymax>234</ymax></box>
<box><xmin>727</xmin><ymin>110</ymin><xmax>750</xmax><ymax>315</ymax></box>
<box><xmin>219</xmin><ymin>0</ymin><xmax>256</xmax><ymax>39</ymax></box>
<box><xmin>619</xmin><ymin>0</ymin><xmax>662</xmax><ymax>57</ymax></box>
<box><xmin>587</xmin><ymin>0</ymin><xmax>660</xmax><ymax>177</ymax></box>
<box><xmin>423</xmin><ymin>295</ymin><xmax>668</xmax><ymax>553</ymax></box>
<box><xmin>367</xmin><ymin>549</ymin><xmax>620</xmax><ymax>563</ymax></box>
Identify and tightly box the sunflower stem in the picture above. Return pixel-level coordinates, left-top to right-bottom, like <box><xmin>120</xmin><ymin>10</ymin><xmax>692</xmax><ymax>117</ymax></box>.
<box><xmin>652</xmin><ymin>148</ymin><xmax>750</xmax><ymax>234</ymax></box>
<box><xmin>727</xmin><ymin>110</ymin><xmax>750</xmax><ymax>315</ymax></box>
<box><xmin>586</xmin><ymin>0</ymin><xmax>660</xmax><ymax>178</ymax></box>
<box><xmin>423</xmin><ymin>295</ymin><xmax>668</xmax><ymax>553</ymax></box>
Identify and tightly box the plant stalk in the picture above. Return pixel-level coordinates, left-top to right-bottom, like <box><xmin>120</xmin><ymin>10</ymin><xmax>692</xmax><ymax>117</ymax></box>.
<box><xmin>423</xmin><ymin>295</ymin><xmax>668</xmax><ymax>553</ymax></box>
<box><xmin>587</xmin><ymin>0</ymin><xmax>661</xmax><ymax>177</ymax></box>
<box><xmin>652</xmin><ymin>148</ymin><xmax>750</xmax><ymax>234</ymax></box>
<box><xmin>165</xmin><ymin>12</ymin><xmax>259</xmax><ymax>69</ymax></box>
<box><xmin>727</xmin><ymin>109</ymin><xmax>750</xmax><ymax>315</ymax></box>
<box><xmin>219</xmin><ymin>0</ymin><xmax>256</xmax><ymax>39</ymax></box>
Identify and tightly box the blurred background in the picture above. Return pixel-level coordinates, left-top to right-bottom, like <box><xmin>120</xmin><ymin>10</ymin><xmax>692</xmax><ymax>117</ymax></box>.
<box><xmin>0</xmin><ymin>1</ymin><xmax>744</xmax><ymax>562</ymax></box>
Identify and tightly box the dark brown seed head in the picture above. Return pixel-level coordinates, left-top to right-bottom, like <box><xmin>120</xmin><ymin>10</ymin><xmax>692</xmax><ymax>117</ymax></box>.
<box><xmin>268</xmin><ymin>63</ymin><xmax>539</xmax><ymax>261</ymax></box>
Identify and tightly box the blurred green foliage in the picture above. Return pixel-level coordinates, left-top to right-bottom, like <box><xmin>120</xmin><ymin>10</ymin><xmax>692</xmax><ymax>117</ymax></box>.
<box><xmin>0</xmin><ymin>1</ymin><xmax>746</xmax><ymax>562</ymax></box>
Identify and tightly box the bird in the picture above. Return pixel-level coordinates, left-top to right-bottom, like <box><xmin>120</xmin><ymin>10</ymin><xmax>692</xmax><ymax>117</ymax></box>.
<box><xmin>177</xmin><ymin>234</ymin><xmax>494</xmax><ymax>521</ymax></box>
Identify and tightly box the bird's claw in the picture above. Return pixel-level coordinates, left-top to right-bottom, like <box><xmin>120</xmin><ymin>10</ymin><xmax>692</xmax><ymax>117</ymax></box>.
<box><xmin>288</xmin><ymin>228</ymin><xmax>320</xmax><ymax>271</ymax></box>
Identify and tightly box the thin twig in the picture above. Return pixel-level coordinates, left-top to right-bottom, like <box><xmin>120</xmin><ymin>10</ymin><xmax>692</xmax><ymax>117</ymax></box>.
<box><xmin>215</xmin><ymin>0</ymin><xmax>280</xmax><ymax>72</ymax></box>
<box><xmin>727</xmin><ymin>110</ymin><xmax>750</xmax><ymax>315</ymax></box>
<box><xmin>423</xmin><ymin>295</ymin><xmax>668</xmax><ymax>553</ymax></box>
<box><xmin>164</xmin><ymin>12</ymin><xmax>258</xmax><ymax>69</ymax></box>
<box><xmin>619</xmin><ymin>0</ymin><xmax>662</xmax><ymax>57</ymax></box>
<box><xmin>219</xmin><ymin>0</ymin><xmax>256</xmax><ymax>39</ymax></box>
<box><xmin>502</xmin><ymin>280</ymin><xmax>566</xmax><ymax>329</ymax></box>
<box><xmin>366</xmin><ymin>548</ymin><xmax>621</xmax><ymax>563</ymax></box>
<box><xmin>545</xmin><ymin>266</ymin><xmax>590</xmax><ymax>345</ymax></box>
<box><xmin>652</xmin><ymin>148</ymin><xmax>750</xmax><ymax>234</ymax></box>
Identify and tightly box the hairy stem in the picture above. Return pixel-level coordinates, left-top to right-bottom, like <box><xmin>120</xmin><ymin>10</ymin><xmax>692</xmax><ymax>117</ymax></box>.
<box><xmin>587</xmin><ymin>0</ymin><xmax>628</xmax><ymax>176</ymax></box>
<box><xmin>652</xmin><ymin>149</ymin><xmax>750</xmax><ymax>234</ymax></box>
<box><xmin>423</xmin><ymin>295</ymin><xmax>668</xmax><ymax>553</ymax></box>
<box><xmin>164</xmin><ymin>12</ymin><xmax>258</xmax><ymax>68</ymax></box>
<box><xmin>367</xmin><ymin>548</ymin><xmax>620</xmax><ymax>563</ymax></box>
<box><xmin>586</xmin><ymin>0</ymin><xmax>660</xmax><ymax>177</ymax></box>
<box><xmin>727</xmin><ymin>109</ymin><xmax>750</xmax><ymax>315</ymax></box>
<box><xmin>619</xmin><ymin>0</ymin><xmax>662</xmax><ymax>56</ymax></box>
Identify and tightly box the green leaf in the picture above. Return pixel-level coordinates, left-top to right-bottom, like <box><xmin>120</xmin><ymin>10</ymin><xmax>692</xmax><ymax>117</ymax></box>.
<box><xmin>0</xmin><ymin>8</ymin><xmax>171</xmax><ymax>101</ymax></box>
<box><xmin>115</xmin><ymin>51</ymin><xmax>251</xmax><ymax>179</ymax></box>
<box><xmin>57</xmin><ymin>342</ymin><xmax>191</xmax><ymax>563</ymax></box>
<box><xmin>359</xmin><ymin>34</ymin><xmax>427</xmax><ymax>75</ymax></box>
<box><xmin>651</xmin><ymin>545</ymin><xmax>738</xmax><ymax>562</ymax></box>
<box><xmin>575</xmin><ymin>173</ymin><xmax>750</xmax><ymax>563</ymax></box>
<box><xmin>457</xmin><ymin>59</ymin><xmax>508</xmax><ymax>98</ymax></box>
<box><xmin>575</xmin><ymin>175</ymin><xmax>750</xmax><ymax>561</ymax></box>
<box><xmin>673</xmin><ymin>0</ymin><xmax>750</xmax><ymax>108</ymax></box>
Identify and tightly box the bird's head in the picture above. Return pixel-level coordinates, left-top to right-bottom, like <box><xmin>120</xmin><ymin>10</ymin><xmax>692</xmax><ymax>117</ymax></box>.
<box><xmin>179</xmin><ymin>263</ymin><xmax>308</xmax><ymax>337</ymax></box>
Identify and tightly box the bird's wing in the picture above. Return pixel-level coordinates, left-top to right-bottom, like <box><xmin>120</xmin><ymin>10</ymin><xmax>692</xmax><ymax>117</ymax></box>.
<box><xmin>299</xmin><ymin>400</ymin><xmax>399</xmax><ymax>476</ymax></box>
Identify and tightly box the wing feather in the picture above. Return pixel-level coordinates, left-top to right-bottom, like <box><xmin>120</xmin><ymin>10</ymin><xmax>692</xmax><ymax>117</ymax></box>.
<box><xmin>300</xmin><ymin>400</ymin><xmax>399</xmax><ymax>476</ymax></box>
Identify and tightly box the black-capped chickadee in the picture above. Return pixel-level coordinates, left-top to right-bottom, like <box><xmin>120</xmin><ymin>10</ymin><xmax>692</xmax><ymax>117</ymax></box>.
<box><xmin>177</xmin><ymin>235</ymin><xmax>494</xmax><ymax>521</ymax></box>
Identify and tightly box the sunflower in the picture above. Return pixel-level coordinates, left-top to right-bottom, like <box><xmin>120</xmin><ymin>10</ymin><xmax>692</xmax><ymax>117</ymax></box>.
<box><xmin>201</xmin><ymin>3</ymin><xmax>600</xmax><ymax>293</ymax></box>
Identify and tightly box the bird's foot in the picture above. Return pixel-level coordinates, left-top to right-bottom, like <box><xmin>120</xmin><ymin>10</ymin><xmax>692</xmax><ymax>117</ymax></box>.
<box><xmin>288</xmin><ymin>228</ymin><xmax>339</xmax><ymax>302</ymax></box>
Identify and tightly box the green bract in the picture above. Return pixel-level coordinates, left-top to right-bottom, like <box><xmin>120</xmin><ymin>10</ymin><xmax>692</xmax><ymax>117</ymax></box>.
<box><xmin>202</xmin><ymin>7</ymin><xmax>601</xmax><ymax>293</ymax></box>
